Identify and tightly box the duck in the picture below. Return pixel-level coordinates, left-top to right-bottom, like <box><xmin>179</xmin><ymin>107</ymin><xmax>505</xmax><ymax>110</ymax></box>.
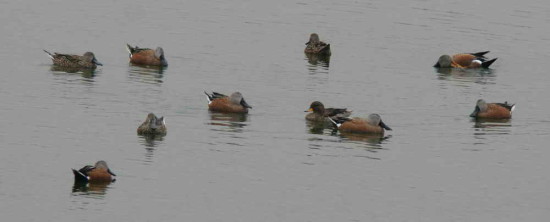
<box><xmin>126</xmin><ymin>44</ymin><xmax>168</xmax><ymax>66</ymax></box>
<box><xmin>43</xmin><ymin>50</ymin><xmax>102</xmax><ymax>69</ymax></box>
<box><xmin>72</xmin><ymin>160</ymin><xmax>116</xmax><ymax>183</ymax></box>
<box><xmin>137</xmin><ymin>113</ymin><xmax>167</xmax><ymax>135</ymax></box>
<box><xmin>329</xmin><ymin>114</ymin><xmax>392</xmax><ymax>134</ymax></box>
<box><xmin>304</xmin><ymin>33</ymin><xmax>331</xmax><ymax>55</ymax></box>
<box><xmin>434</xmin><ymin>51</ymin><xmax>497</xmax><ymax>68</ymax></box>
<box><xmin>204</xmin><ymin>91</ymin><xmax>252</xmax><ymax>113</ymax></box>
<box><xmin>305</xmin><ymin>101</ymin><xmax>351</xmax><ymax>122</ymax></box>
<box><xmin>470</xmin><ymin>99</ymin><xmax>515</xmax><ymax>119</ymax></box>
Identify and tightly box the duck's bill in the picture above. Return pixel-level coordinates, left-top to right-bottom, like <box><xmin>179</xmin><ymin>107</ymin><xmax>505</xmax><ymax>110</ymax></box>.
<box><xmin>93</xmin><ymin>58</ymin><xmax>103</xmax><ymax>66</ymax></box>
<box><xmin>379</xmin><ymin>120</ymin><xmax>392</xmax><ymax>131</ymax></box>
<box><xmin>469</xmin><ymin>106</ymin><xmax>480</xmax><ymax>118</ymax></box>
<box><xmin>241</xmin><ymin>99</ymin><xmax>252</xmax><ymax>109</ymax></box>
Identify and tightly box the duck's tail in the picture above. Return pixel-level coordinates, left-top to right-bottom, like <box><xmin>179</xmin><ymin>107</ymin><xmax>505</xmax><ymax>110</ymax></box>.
<box><xmin>43</xmin><ymin>50</ymin><xmax>54</xmax><ymax>59</ymax></box>
<box><xmin>481</xmin><ymin>58</ymin><xmax>497</xmax><ymax>68</ymax></box>
<box><xmin>497</xmin><ymin>101</ymin><xmax>515</xmax><ymax>112</ymax></box>
<box><xmin>126</xmin><ymin>44</ymin><xmax>135</xmax><ymax>57</ymax></box>
<box><xmin>471</xmin><ymin>51</ymin><xmax>490</xmax><ymax>57</ymax></box>
<box><xmin>204</xmin><ymin>91</ymin><xmax>213</xmax><ymax>104</ymax></box>
<box><xmin>72</xmin><ymin>168</ymin><xmax>89</xmax><ymax>182</ymax></box>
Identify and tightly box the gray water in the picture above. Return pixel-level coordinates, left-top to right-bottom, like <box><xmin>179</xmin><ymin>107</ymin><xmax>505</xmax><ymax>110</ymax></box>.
<box><xmin>1</xmin><ymin>0</ymin><xmax>550</xmax><ymax>221</ymax></box>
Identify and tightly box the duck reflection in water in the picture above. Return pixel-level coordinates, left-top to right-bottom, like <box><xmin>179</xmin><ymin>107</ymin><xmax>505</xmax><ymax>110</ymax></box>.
<box><xmin>337</xmin><ymin>131</ymin><xmax>392</xmax><ymax>149</ymax></box>
<box><xmin>306</xmin><ymin>120</ymin><xmax>327</xmax><ymax>134</ymax></box>
<box><xmin>472</xmin><ymin>118</ymin><xmax>512</xmax><ymax>137</ymax></box>
<box><xmin>139</xmin><ymin>134</ymin><xmax>165</xmax><ymax>148</ymax></box>
<box><xmin>128</xmin><ymin>63</ymin><xmax>166</xmax><ymax>74</ymax></box>
<box><xmin>127</xmin><ymin>65</ymin><xmax>165</xmax><ymax>85</ymax></box>
<box><xmin>435</xmin><ymin>67</ymin><xmax>495</xmax><ymax>84</ymax></box>
<box><xmin>305</xmin><ymin>53</ymin><xmax>330</xmax><ymax>68</ymax></box>
<box><xmin>208</xmin><ymin>112</ymin><xmax>248</xmax><ymax>132</ymax></box>
<box><xmin>72</xmin><ymin>180</ymin><xmax>112</xmax><ymax>196</ymax></box>
<box><xmin>49</xmin><ymin>66</ymin><xmax>97</xmax><ymax>79</ymax></box>
<box><xmin>137</xmin><ymin>134</ymin><xmax>164</xmax><ymax>163</ymax></box>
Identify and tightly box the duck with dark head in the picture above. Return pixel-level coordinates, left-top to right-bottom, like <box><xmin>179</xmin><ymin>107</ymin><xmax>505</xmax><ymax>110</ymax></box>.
<box><xmin>305</xmin><ymin>101</ymin><xmax>351</xmax><ymax>122</ymax></box>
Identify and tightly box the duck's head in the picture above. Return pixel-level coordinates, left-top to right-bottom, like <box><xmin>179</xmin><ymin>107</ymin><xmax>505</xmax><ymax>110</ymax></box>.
<box><xmin>83</xmin><ymin>52</ymin><xmax>103</xmax><ymax>66</ymax></box>
<box><xmin>146</xmin><ymin>113</ymin><xmax>166</xmax><ymax>129</ymax></box>
<box><xmin>155</xmin><ymin>47</ymin><xmax>168</xmax><ymax>66</ymax></box>
<box><xmin>230</xmin><ymin>92</ymin><xmax>252</xmax><ymax>109</ymax></box>
<box><xmin>306</xmin><ymin>101</ymin><xmax>325</xmax><ymax>114</ymax></box>
<box><xmin>434</xmin><ymin>54</ymin><xmax>451</xmax><ymax>68</ymax></box>
<box><xmin>307</xmin><ymin>33</ymin><xmax>320</xmax><ymax>44</ymax></box>
<box><xmin>470</xmin><ymin>99</ymin><xmax>487</xmax><ymax>117</ymax></box>
<box><xmin>367</xmin><ymin>113</ymin><xmax>392</xmax><ymax>130</ymax></box>
<box><xmin>95</xmin><ymin>160</ymin><xmax>116</xmax><ymax>176</ymax></box>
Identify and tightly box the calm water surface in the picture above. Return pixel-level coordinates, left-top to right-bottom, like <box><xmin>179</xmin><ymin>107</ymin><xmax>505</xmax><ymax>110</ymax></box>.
<box><xmin>1</xmin><ymin>0</ymin><xmax>550</xmax><ymax>221</ymax></box>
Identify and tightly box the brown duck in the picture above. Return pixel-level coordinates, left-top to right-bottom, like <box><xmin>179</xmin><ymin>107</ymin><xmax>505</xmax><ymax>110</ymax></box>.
<box><xmin>329</xmin><ymin>114</ymin><xmax>392</xmax><ymax>134</ymax></box>
<box><xmin>44</xmin><ymin>50</ymin><xmax>103</xmax><ymax>69</ymax></box>
<box><xmin>305</xmin><ymin>101</ymin><xmax>351</xmax><ymax>122</ymax></box>
<box><xmin>126</xmin><ymin>44</ymin><xmax>168</xmax><ymax>67</ymax></box>
<box><xmin>304</xmin><ymin>33</ymin><xmax>331</xmax><ymax>55</ymax></box>
<box><xmin>204</xmin><ymin>91</ymin><xmax>252</xmax><ymax>113</ymax></box>
<box><xmin>434</xmin><ymin>51</ymin><xmax>497</xmax><ymax>68</ymax></box>
<box><xmin>72</xmin><ymin>160</ymin><xmax>116</xmax><ymax>183</ymax></box>
<box><xmin>137</xmin><ymin>113</ymin><xmax>167</xmax><ymax>135</ymax></box>
<box><xmin>470</xmin><ymin>99</ymin><xmax>515</xmax><ymax>119</ymax></box>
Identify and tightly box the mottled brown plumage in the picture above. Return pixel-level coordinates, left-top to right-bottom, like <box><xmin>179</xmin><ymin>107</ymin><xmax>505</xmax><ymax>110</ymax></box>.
<box><xmin>44</xmin><ymin>50</ymin><xmax>102</xmax><ymax>69</ymax></box>
<box><xmin>305</xmin><ymin>101</ymin><xmax>351</xmax><ymax>122</ymax></box>
<box><xmin>304</xmin><ymin>33</ymin><xmax>331</xmax><ymax>55</ymax></box>
<box><xmin>137</xmin><ymin>113</ymin><xmax>167</xmax><ymax>135</ymax></box>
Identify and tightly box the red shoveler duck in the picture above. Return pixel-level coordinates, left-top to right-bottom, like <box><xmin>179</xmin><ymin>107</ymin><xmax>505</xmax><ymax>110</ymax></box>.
<box><xmin>329</xmin><ymin>114</ymin><xmax>392</xmax><ymax>134</ymax></box>
<box><xmin>204</xmin><ymin>91</ymin><xmax>252</xmax><ymax>113</ymax></box>
<box><xmin>43</xmin><ymin>50</ymin><xmax>102</xmax><ymax>69</ymax></box>
<box><xmin>470</xmin><ymin>99</ymin><xmax>515</xmax><ymax>119</ymax></box>
<box><xmin>434</xmin><ymin>51</ymin><xmax>497</xmax><ymax>68</ymax></box>
<box><xmin>72</xmin><ymin>161</ymin><xmax>116</xmax><ymax>183</ymax></box>
<box><xmin>304</xmin><ymin>33</ymin><xmax>331</xmax><ymax>56</ymax></box>
<box><xmin>305</xmin><ymin>101</ymin><xmax>351</xmax><ymax>122</ymax></box>
<box><xmin>137</xmin><ymin>113</ymin><xmax>167</xmax><ymax>135</ymax></box>
<box><xmin>126</xmin><ymin>44</ymin><xmax>168</xmax><ymax>67</ymax></box>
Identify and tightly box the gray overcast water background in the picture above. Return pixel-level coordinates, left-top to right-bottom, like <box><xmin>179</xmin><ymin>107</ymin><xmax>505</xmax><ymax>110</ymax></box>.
<box><xmin>1</xmin><ymin>0</ymin><xmax>550</xmax><ymax>221</ymax></box>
